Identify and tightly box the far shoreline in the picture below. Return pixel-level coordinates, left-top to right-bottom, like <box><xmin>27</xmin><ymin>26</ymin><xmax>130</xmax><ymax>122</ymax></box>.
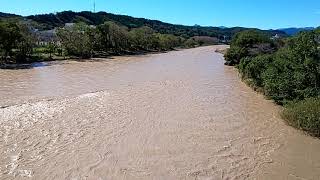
<box><xmin>0</xmin><ymin>45</ymin><xmax>228</xmax><ymax>70</ymax></box>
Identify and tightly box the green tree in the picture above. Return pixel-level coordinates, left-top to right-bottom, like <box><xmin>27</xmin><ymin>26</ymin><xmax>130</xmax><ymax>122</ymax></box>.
<box><xmin>238</xmin><ymin>54</ymin><xmax>273</xmax><ymax>87</ymax></box>
<box><xmin>224</xmin><ymin>30</ymin><xmax>275</xmax><ymax>65</ymax></box>
<box><xmin>0</xmin><ymin>21</ymin><xmax>22</xmax><ymax>62</ymax></box>
<box><xmin>97</xmin><ymin>21</ymin><xmax>130</xmax><ymax>53</ymax></box>
<box><xmin>16</xmin><ymin>23</ymin><xmax>36</xmax><ymax>63</ymax></box>
<box><xmin>231</xmin><ymin>30</ymin><xmax>271</xmax><ymax>48</ymax></box>
<box><xmin>157</xmin><ymin>34</ymin><xmax>181</xmax><ymax>50</ymax></box>
<box><xmin>184</xmin><ymin>38</ymin><xmax>198</xmax><ymax>48</ymax></box>
<box><xmin>129</xmin><ymin>26</ymin><xmax>158</xmax><ymax>50</ymax></box>
<box><xmin>57</xmin><ymin>23</ymin><xmax>93</xmax><ymax>58</ymax></box>
<box><xmin>45</xmin><ymin>43</ymin><xmax>57</xmax><ymax>59</ymax></box>
<box><xmin>262</xmin><ymin>31</ymin><xmax>320</xmax><ymax>103</ymax></box>
<box><xmin>0</xmin><ymin>21</ymin><xmax>35</xmax><ymax>63</ymax></box>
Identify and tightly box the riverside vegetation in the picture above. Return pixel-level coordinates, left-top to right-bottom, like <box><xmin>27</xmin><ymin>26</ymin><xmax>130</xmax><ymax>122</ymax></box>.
<box><xmin>225</xmin><ymin>29</ymin><xmax>320</xmax><ymax>137</ymax></box>
<box><xmin>0</xmin><ymin>20</ymin><xmax>198</xmax><ymax>65</ymax></box>
<box><xmin>0</xmin><ymin>11</ymin><xmax>284</xmax><ymax>65</ymax></box>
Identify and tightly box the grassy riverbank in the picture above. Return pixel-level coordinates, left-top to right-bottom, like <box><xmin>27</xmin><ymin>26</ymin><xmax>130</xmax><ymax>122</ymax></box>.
<box><xmin>223</xmin><ymin>29</ymin><xmax>320</xmax><ymax>137</ymax></box>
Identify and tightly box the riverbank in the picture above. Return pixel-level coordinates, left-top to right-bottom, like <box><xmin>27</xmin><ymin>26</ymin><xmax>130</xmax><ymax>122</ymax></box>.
<box><xmin>1</xmin><ymin>46</ymin><xmax>319</xmax><ymax>179</ymax></box>
<box><xmin>222</xmin><ymin>30</ymin><xmax>320</xmax><ymax>137</ymax></box>
<box><xmin>0</xmin><ymin>46</ymin><xmax>207</xmax><ymax>70</ymax></box>
<box><xmin>0</xmin><ymin>49</ymin><xmax>169</xmax><ymax>69</ymax></box>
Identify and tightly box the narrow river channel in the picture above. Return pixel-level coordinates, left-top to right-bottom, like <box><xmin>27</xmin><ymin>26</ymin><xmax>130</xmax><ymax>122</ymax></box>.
<box><xmin>0</xmin><ymin>46</ymin><xmax>319</xmax><ymax>179</ymax></box>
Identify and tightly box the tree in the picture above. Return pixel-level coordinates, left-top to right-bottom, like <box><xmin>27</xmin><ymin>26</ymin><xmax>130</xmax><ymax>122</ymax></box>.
<box><xmin>15</xmin><ymin>23</ymin><xmax>36</xmax><ymax>63</ymax></box>
<box><xmin>97</xmin><ymin>21</ymin><xmax>130</xmax><ymax>53</ymax></box>
<box><xmin>129</xmin><ymin>26</ymin><xmax>158</xmax><ymax>50</ymax></box>
<box><xmin>45</xmin><ymin>43</ymin><xmax>57</xmax><ymax>59</ymax></box>
<box><xmin>224</xmin><ymin>30</ymin><xmax>275</xmax><ymax>66</ymax></box>
<box><xmin>262</xmin><ymin>31</ymin><xmax>320</xmax><ymax>103</ymax></box>
<box><xmin>0</xmin><ymin>20</ymin><xmax>35</xmax><ymax>63</ymax></box>
<box><xmin>0</xmin><ymin>21</ymin><xmax>22</xmax><ymax>62</ymax></box>
<box><xmin>184</xmin><ymin>38</ymin><xmax>198</xmax><ymax>48</ymax></box>
<box><xmin>57</xmin><ymin>23</ymin><xmax>93</xmax><ymax>58</ymax></box>
<box><xmin>231</xmin><ymin>30</ymin><xmax>271</xmax><ymax>48</ymax></box>
<box><xmin>156</xmin><ymin>34</ymin><xmax>181</xmax><ymax>50</ymax></box>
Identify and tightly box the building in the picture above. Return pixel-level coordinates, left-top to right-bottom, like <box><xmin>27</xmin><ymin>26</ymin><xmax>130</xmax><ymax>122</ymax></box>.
<box><xmin>35</xmin><ymin>29</ymin><xmax>61</xmax><ymax>46</ymax></box>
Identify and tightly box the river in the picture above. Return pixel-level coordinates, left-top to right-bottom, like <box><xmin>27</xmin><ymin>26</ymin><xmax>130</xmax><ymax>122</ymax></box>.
<box><xmin>0</xmin><ymin>46</ymin><xmax>319</xmax><ymax>180</ymax></box>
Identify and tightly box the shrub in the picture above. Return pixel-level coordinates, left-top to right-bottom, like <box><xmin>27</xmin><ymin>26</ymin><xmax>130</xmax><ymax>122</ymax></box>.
<box><xmin>224</xmin><ymin>30</ymin><xmax>274</xmax><ymax>66</ymax></box>
<box><xmin>282</xmin><ymin>97</ymin><xmax>320</xmax><ymax>137</ymax></box>
<box><xmin>184</xmin><ymin>38</ymin><xmax>199</xmax><ymax>48</ymax></box>
<box><xmin>238</xmin><ymin>54</ymin><xmax>273</xmax><ymax>87</ymax></box>
<box><xmin>262</xmin><ymin>64</ymin><xmax>296</xmax><ymax>104</ymax></box>
<box><xmin>231</xmin><ymin>30</ymin><xmax>271</xmax><ymax>48</ymax></box>
<box><xmin>261</xmin><ymin>33</ymin><xmax>320</xmax><ymax>104</ymax></box>
<box><xmin>224</xmin><ymin>46</ymin><xmax>247</xmax><ymax>65</ymax></box>
<box><xmin>225</xmin><ymin>28</ymin><xmax>320</xmax><ymax>136</ymax></box>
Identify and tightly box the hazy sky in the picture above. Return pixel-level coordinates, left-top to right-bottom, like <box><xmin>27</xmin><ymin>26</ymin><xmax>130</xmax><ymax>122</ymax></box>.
<box><xmin>1</xmin><ymin>0</ymin><xmax>319</xmax><ymax>29</ymax></box>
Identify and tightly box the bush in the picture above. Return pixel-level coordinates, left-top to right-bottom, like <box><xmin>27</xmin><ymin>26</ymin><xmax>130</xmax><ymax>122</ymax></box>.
<box><xmin>224</xmin><ymin>30</ymin><xmax>274</xmax><ymax>66</ymax></box>
<box><xmin>231</xmin><ymin>30</ymin><xmax>271</xmax><ymax>48</ymax></box>
<box><xmin>224</xmin><ymin>46</ymin><xmax>247</xmax><ymax>65</ymax></box>
<box><xmin>238</xmin><ymin>54</ymin><xmax>273</xmax><ymax>87</ymax></box>
<box><xmin>261</xmin><ymin>32</ymin><xmax>320</xmax><ymax>104</ymax></box>
<box><xmin>227</xmin><ymin>29</ymin><xmax>320</xmax><ymax>136</ymax></box>
<box><xmin>282</xmin><ymin>97</ymin><xmax>320</xmax><ymax>137</ymax></box>
<box><xmin>183</xmin><ymin>38</ymin><xmax>199</xmax><ymax>48</ymax></box>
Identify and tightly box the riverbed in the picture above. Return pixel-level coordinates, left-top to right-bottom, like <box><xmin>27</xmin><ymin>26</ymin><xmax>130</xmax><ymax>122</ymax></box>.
<box><xmin>0</xmin><ymin>46</ymin><xmax>319</xmax><ymax>179</ymax></box>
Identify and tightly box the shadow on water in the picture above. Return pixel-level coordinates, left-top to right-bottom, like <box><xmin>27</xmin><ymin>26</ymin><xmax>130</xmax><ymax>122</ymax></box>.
<box><xmin>0</xmin><ymin>62</ymin><xmax>51</xmax><ymax>70</ymax></box>
<box><xmin>0</xmin><ymin>50</ymin><xmax>170</xmax><ymax>70</ymax></box>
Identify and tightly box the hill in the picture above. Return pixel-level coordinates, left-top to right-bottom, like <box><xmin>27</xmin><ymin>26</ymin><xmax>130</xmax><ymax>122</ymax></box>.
<box><xmin>278</xmin><ymin>27</ymin><xmax>315</xmax><ymax>36</ymax></box>
<box><xmin>0</xmin><ymin>12</ymin><xmax>20</xmax><ymax>18</ymax></box>
<box><xmin>0</xmin><ymin>11</ymin><xmax>286</xmax><ymax>40</ymax></box>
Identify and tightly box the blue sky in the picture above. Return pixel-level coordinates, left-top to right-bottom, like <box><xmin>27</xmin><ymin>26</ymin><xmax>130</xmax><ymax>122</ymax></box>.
<box><xmin>1</xmin><ymin>0</ymin><xmax>319</xmax><ymax>29</ymax></box>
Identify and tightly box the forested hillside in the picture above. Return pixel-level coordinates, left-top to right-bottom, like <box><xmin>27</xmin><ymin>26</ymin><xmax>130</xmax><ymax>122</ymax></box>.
<box><xmin>25</xmin><ymin>11</ymin><xmax>286</xmax><ymax>39</ymax></box>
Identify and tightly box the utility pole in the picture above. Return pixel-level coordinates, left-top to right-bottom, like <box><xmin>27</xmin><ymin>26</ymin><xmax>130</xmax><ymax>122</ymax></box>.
<box><xmin>93</xmin><ymin>0</ymin><xmax>96</xmax><ymax>13</ymax></box>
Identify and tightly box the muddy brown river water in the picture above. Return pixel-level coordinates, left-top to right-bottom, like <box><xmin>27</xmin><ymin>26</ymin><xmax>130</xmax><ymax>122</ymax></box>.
<box><xmin>0</xmin><ymin>46</ymin><xmax>320</xmax><ymax>180</ymax></box>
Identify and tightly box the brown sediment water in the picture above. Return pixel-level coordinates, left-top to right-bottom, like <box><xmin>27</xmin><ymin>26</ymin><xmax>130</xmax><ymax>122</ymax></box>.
<box><xmin>0</xmin><ymin>46</ymin><xmax>319</xmax><ymax>180</ymax></box>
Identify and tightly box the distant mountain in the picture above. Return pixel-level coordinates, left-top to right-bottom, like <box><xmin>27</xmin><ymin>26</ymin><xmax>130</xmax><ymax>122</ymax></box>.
<box><xmin>0</xmin><ymin>11</ymin><xmax>287</xmax><ymax>40</ymax></box>
<box><xmin>278</xmin><ymin>27</ymin><xmax>315</xmax><ymax>36</ymax></box>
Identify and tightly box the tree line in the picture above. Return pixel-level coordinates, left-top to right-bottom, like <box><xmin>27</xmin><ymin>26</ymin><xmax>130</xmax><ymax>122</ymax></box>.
<box><xmin>224</xmin><ymin>29</ymin><xmax>320</xmax><ymax>136</ymax></box>
<box><xmin>57</xmin><ymin>22</ymin><xmax>187</xmax><ymax>58</ymax></box>
<box><xmin>0</xmin><ymin>19</ymin><xmax>209</xmax><ymax>64</ymax></box>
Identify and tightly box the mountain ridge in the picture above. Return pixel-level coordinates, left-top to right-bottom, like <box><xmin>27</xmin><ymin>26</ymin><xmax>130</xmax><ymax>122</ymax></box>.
<box><xmin>277</xmin><ymin>27</ymin><xmax>316</xmax><ymax>35</ymax></box>
<box><xmin>1</xmin><ymin>11</ymin><xmax>286</xmax><ymax>39</ymax></box>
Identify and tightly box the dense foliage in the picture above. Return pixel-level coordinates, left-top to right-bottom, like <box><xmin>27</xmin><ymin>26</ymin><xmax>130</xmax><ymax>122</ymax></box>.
<box><xmin>225</xmin><ymin>29</ymin><xmax>320</xmax><ymax>136</ymax></box>
<box><xmin>0</xmin><ymin>19</ymin><xmax>203</xmax><ymax>64</ymax></box>
<box><xmin>0</xmin><ymin>20</ymin><xmax>35</xmax><ymax>64</ymax></box>
<box><xmin>55</xmin><ymin>22</ymin><xmax>193</xmax><ymax>59</ymax></box>
<box><xmin>224</xmin><ymin>30</ymin><xmax>276</xmax><ymax>65</ymax></box>
<box><xmin>57</xmin><ymin>23</ymin><xmax>94</xmax><ymax>58</ymax></box>
<box><xmin>282</xmin><ymin>97</ymin><xmax>320</xmax><ymax>137</ymax></box>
